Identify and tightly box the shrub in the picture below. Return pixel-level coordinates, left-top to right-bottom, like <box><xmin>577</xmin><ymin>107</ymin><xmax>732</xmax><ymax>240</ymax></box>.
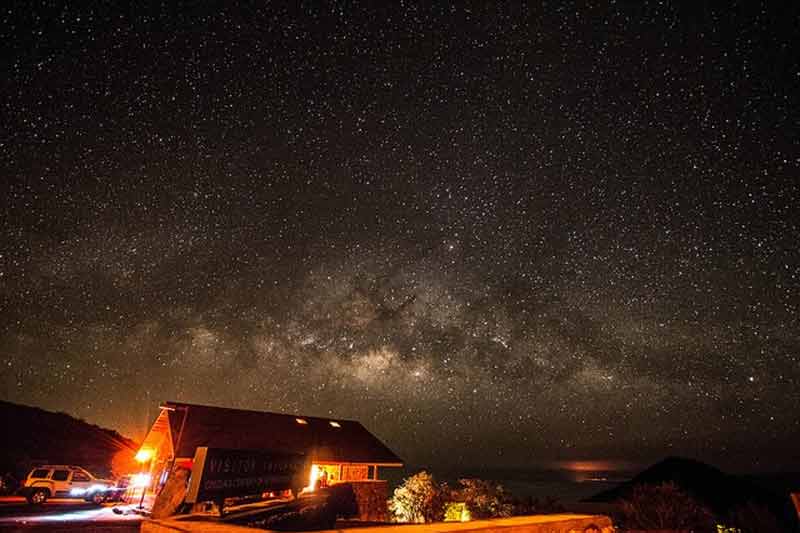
<box><xmin>619</xmin><ymin>482</ymin><xmax>715</xmax><ymax>532</ymax></box>
<box><xmin>723</xmin><ymin>501</ymin><xmax>785</xmax><ymax>533</ymax></box>
<box><xmin>389</xmin><ymin>471</ymin><xmax>446</xmax><ymax>523</ymax></box>
<box><xmin>325</xmin><ymin>483</ymin><xmax>358</xmax><ymax>519</ymax></box>
<box><xmin>455</xmin><ymin>478</ymin><xmax>513</xmax><ymax>519</ymax></box>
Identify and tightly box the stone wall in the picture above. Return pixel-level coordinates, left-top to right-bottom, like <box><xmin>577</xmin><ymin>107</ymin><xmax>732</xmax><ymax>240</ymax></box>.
<box><xmin>350</xmin><ymin>480</ymin><xmax>389</xmax><ymax>522</ymax></box>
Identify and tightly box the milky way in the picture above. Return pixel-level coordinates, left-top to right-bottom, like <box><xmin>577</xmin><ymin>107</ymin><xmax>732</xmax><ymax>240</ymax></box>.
<box><xmin>1</xmin><ymin>3</ymin><xmax>798</xmax><ymax>472</ymax></box>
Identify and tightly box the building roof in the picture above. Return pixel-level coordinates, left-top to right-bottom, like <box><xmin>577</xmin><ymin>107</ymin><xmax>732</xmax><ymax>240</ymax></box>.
<box><xmin>155</xmin><ymin>401</ymin><xmax>403</xmax><ymax>466</ymax></box>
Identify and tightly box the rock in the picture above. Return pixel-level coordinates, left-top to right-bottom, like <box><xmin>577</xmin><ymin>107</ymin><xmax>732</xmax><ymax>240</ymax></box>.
<box><xmin>151</xmin><ymin>466</ymin><xmax>191</xmax><ymax>519</ymax></box>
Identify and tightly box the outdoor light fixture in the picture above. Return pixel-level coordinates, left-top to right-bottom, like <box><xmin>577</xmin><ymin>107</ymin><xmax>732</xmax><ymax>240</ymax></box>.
<box><xmin>329</xmin><ymin>421</ymin><xmax>341</xmax><ymax>428</ymax></box>
<box><xmin>295</xmin><ymin>418</ymin><xmax>308</xmax><ymax>425</ymax></box>
<box><xmin>135</xmin><ymin>448</ymin><xmax>153</xmax><ymax>509</ymax></box>
<box><xmin>307</xmin><ymin>464</ymin><xmax>320</xmax><ymax>491</ymax></box>
<box><xmin>131</xmin><ymin>473</ymin><xmax>151</xmax><ymax>488</ymax></box>
<box><xmin>135</xmin><ymin>449</ymin><xmax>153</xmax><ymax>462</ymax></box>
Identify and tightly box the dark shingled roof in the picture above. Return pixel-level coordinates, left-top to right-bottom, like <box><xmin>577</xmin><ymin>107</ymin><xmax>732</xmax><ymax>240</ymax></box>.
<box><xmin>163</xmin><ymin>401</ymin><xmax>402</xmax><ymax>465</ymax></box>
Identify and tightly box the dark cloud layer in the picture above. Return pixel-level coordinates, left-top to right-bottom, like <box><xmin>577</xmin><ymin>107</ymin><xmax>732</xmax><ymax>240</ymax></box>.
<box><xmin>1</xmin><ymin>2</ymin><xmax>799</xmax><ymax>471</ymax></box>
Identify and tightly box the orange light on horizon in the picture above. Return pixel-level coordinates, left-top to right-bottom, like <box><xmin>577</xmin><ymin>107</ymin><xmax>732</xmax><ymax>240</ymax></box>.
<box><xmin>556</xmin><ymin>459</ymin><xmax>636</xmax><ymax>473</ymax></box>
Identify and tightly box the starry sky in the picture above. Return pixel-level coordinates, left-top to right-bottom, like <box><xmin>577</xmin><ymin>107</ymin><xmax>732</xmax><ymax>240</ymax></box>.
<box><xmin>1</xmin><ymin>2</ymin><xmax>799</xmax><ymax>473</ymax></box>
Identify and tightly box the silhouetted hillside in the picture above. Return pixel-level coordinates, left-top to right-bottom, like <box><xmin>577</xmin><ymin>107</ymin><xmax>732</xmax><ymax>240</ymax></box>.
<box><xmin>0</xmin><ymin>400</ymin><xmax>137</xmax><ymax>483</ymax></box>
<box><xmin>587</xmin><ymin>456</ymin><xmax>799</xmax><ymax>530</ymax></box>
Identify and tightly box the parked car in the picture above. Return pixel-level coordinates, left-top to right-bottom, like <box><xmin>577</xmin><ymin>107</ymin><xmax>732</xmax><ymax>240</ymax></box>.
<box><xmin>20</xmin><ymin>465</ymin><xmax>116</xmax><ymax>505</ymax></box>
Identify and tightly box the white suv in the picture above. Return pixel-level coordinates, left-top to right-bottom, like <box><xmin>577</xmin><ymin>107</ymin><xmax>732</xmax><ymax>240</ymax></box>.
<box><xmin>21</xmin><ymin>465</ymin><xmax>115</xmax><ymax>504</ymax></box>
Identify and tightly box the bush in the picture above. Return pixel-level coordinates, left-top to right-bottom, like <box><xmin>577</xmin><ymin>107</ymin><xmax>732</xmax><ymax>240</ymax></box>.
<box><xmin>723</xmin><ymin>501</ymin><xmax>785</xmax><ymax>533</ymax></box>
<box><xmin>325</xmin><ymin>483</ymin><xmax>358</xmax><ymax>519</ymax></box>
<box><xmin>389</xmin><ymin>471</ymin><xmax>446</xmax><ymax>523</ymax></box>
<box><xmin>389</xmin><ymin>473</ymin><xmax>521</xmax><ymax>523</ymax></box>
<box><xmin>455</xmin><ymin>478</ymin><xmax>513</xmax><ymax>519</ymax></box>
<box><xmin>619</xmin><ymin>482</ymin><xmax>715</xmax><ymax>532</ymax></box>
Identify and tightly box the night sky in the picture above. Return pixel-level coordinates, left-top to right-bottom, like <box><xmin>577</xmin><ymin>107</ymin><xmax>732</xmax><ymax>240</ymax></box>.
<box><xmin>2</xmin><ymin>2</ymin><xmax>799</xmax><ymax>473</ymax></box>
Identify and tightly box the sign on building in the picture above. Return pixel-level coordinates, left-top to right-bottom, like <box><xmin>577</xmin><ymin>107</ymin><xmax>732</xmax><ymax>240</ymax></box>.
<box><xmin>185</xmin><ymin>447</ymin><xmax>310</xmax><ymax>504</ymax></box>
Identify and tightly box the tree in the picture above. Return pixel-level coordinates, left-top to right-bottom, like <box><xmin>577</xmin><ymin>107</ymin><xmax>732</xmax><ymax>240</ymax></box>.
<box><xmin>389</xmin><ymin>471</ymin><xmax>446</xmax><ymax>523</ymax></box>
<box><xmin>619</xmin><ymin>482</ymin><xmax>715</xmax><ymax>532</ymax></box>
<box><xmin>455</xmin><ymin>478</ymin><xmax>513</xmax><ymax>519</ymax></box>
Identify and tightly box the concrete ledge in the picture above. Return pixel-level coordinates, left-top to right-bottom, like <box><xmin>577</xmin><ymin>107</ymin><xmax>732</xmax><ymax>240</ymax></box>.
<box><xmin>320</xmin><ymin>515</ymin><xmax>613</xmax><ymax>533</ymax></box>
<box><xmin>143</xmin><ymin>519</ymin><xmax>259</xmax><ymax>533</ymax></box>
<box><xmin>143</xmin><ymin>514</ymin><xmax>613</xmax><ymax>533</ymax></box>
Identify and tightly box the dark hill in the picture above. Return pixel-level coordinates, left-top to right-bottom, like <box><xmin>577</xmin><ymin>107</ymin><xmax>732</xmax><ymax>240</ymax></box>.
<box><xmin>586</xmin><ymin>456</ymin><xmax>798</xmax><ymax>530</ymax></box>
<box><xmin>0</xmin><ymin>400</ymin><xmax>137</xmax><ymax>484</ymax></box>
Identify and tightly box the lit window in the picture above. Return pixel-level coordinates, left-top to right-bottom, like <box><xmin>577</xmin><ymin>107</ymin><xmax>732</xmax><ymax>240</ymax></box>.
<box><xmin>329</xmin><ymin>421</ymin><xmax>341</xmax><ymax>428</ymax></box>
<box><xmin>295</xmin><ymin>418</ymin><xmax>308</xmax><ymax>425</ymax></box>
